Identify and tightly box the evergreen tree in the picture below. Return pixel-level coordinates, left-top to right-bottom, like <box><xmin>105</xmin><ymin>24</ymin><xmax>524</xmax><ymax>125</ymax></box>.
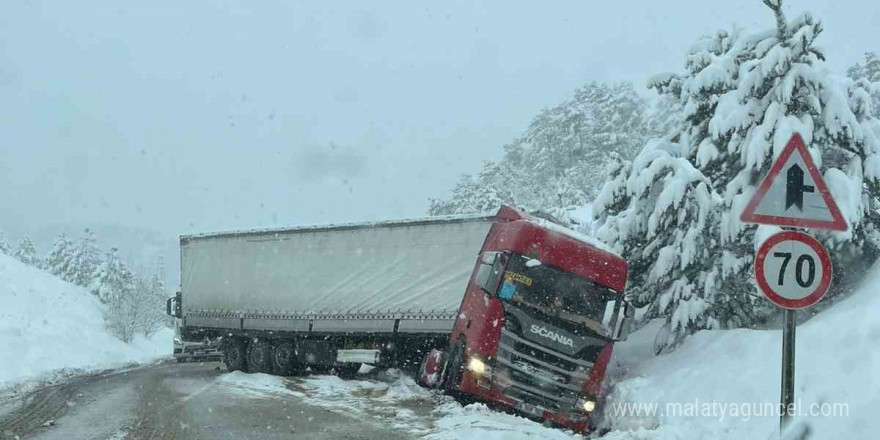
<box><xmin>847</xmin><ymin>52</ymin><xmax>880</xmax><ymax>83</ymax></box>
<box><xmin>133</xmin><ymin>271</ymin><xmax>170</xmax><ymax>337</ymax></box>
<box><xmin>0</xmin><ymin>232</ymin><xmax>10</xmax><ymax>255</ymax></box>
<box><xmin>45</xmin><ymin>234</ymin><xmax>76</xmax><ymax>282</ymax></box>
<box><xmin>428</xmin><ymin>167</ymin><xmax>514</xmax><ymax>216</ymax></box>
<box><xmin>594</xmin><ymin>0</ymin><xmax>880</xmax><ymax>347</ymax></box>
<box><xmin>69</xmin><ymin>228</ymin><xmax>102</xmax><ymax>288</ymax></box>
<box><xmin>430</xmin><ymin>81</ymin><xmax>655</xmax><ymax>217</ymax></box>
<box><xmin>89</xmin><ymin>247</ymin><xmax>135</xmax><ymax>304</ymax></box>
<box><xmin>91</xmin><ymin>248</ymin><xmax>139</xmax><ymax>342</ymax></box>
<box><xmin>13</xmin><ymin>236</ymin><xmax>40</xmax><ymax>268</ymax></box>
<box><xmin>847</xmin><ymin>52</ymin><xmax>880</xmax><ymax>119</ymax></box>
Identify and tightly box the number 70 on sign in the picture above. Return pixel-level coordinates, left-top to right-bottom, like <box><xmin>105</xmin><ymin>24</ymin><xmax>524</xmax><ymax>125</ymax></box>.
<box><xmin>754</xmin><ymin>231</ymin><xmax>832</xmax><ymax>310</ymax></box>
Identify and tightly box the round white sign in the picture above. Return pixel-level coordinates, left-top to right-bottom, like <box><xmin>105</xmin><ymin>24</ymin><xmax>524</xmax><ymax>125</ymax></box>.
<box><xmin>755</xmin><ymin>231</ymin><xmax>832</xmax><ymax>309</ymax></box>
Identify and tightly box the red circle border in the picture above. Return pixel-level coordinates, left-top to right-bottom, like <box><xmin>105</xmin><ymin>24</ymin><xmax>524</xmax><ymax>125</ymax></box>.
<box><xmin>754</xmin><ymin>231</ymin><xmax>832</xmax><ymax>309</ymax></box>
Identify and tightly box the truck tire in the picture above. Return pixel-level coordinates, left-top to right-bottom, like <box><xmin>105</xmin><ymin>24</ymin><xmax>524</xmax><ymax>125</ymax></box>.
<box><xmin>247</xmin><ymin>338</ymin><xmax>273</xmax><ymax>374</ymax></box>
<box><xmin>223</xmin><ymin>338</ymin><xmax>248</xmax><ymax>372</ymax></box>
<box><xmin>272</xmin><ymin>342</ymin><xmax>300</xmax><ymax>375</ymax></box>
<box><xmin>443</xmin><ymin>341</ymin><xmax>465</xmax><ymax>393</ymax></box>
<box><xmin>333</xmin><ymin>363</ymin><xmax>361</xmax><ymax>379</ymax></box>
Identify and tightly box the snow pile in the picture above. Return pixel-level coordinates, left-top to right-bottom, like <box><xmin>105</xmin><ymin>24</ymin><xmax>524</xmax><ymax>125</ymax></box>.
<box><xmin>299</xmin><ymin>374</ymin><xmax>388</xmax><ymax>402</ymax></box>
<box><xmin>286</xmin><ymin>369</ymin><xmax>581</xmax><ymax>438</ymax></box>
<box><xmin>0</xmin><ymin>254</ymin><xmax>172</xmax><ymax>389</ymax></box>
<box><xmin>382</xmin><ymin>372</ymin><xmax>433</xmax><ymax>401</ymax></box>
<box><xmin>602</xmin><ymin>260</ymin><xmax>880</xmax><ymax>439</ymax></box>
<box><xmin>290</xmin><ymin>370</ymin><xmax>434</xmax><ymax>434</ymax></box>
<box><xmin>425</xmin><ymin>401</ymin><xmax>579</xmax><ymax>440</ymax></box>
<box><xmin>216</xmin><ymin>371</ymin><xmax>304</xmax><ymax>399</ymax></box>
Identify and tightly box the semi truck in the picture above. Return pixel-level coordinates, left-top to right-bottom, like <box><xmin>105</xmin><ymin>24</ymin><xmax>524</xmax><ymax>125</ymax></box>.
<box><xmin>165</xmin><ymin>206</ymin><xmax>632</xmax><ymax>432</ymax></box>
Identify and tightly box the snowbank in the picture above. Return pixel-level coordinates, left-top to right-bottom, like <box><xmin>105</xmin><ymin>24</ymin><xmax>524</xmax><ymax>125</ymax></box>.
<box><xmin>426</xmin><ymin>401</ymin><xmax>579</xmax><ymax>440</ymax></box>
<box><xmin>216</xmin><ymin>371</ymin><xmax>304</xmax><ymax>399</ymax></box>
<box><xmin>293</xmin><ymin>370</ymin><xmax>436</xmax><ymax>434</ymax></box>
<box><xmin>0</xmin><ymin>254</ymin><xmax>172</xmax><ymax>389</ymax></box>
<box><xmin>602</xmin><ymin>260</ymin><xmax>880</xmax><ymax>439</ymax></box>
<box><xmin>289</xmin><ymin>369</ymin><xmax>580</xmax><ymax>438</ymax></box>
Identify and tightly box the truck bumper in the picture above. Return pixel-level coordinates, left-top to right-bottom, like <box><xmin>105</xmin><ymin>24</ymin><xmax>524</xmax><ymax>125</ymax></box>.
<box><xmin>458</xmin><ymin>370</ymin><xmax>592</xmax><ymax>433</ymax></box>
<box><xmin>175</xmin><ymin>343</ymin><xmax>222</xmax><ymax>361</ymax></box>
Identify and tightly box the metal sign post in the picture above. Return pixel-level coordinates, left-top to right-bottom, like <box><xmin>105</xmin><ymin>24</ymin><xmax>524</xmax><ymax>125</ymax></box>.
<box><xmin>780</xmin><ymin>309</ymin><xmax>796</xmax><ymax>431</ymax></box>
<box><xmin>741</xmin><ymin>133</ymin><xmax>845</xmax><ymax>436</ymax></box>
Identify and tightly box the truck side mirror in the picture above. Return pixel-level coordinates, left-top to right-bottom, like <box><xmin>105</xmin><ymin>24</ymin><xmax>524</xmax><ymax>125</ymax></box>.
<box><xmin>474</xmin><ymin>252</ymin><xmax>508</xmax><ymax>295</ymax></box>
<box><xmin>612</xmin><ymin>300</ymin><xmax>634</xmax><ymax>341</ymax></box>
<box><xmin>165</xmin><ymin>298</ymin><xmax>173</xmax><ymax>317</ymax></box>
<box><xmin>174</xmin><ymin>291</ymin><xmax>182</xmax><ymax>318</ymax></box>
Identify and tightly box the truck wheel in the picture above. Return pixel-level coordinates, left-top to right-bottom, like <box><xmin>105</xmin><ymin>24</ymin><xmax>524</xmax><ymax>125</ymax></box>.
<box><xmin>246</xmin><ymin>338</ymin><xmax>273</xmax><ymax>374</ymax></box>
<box><xmin>333</xmin><ymin>363</ymin><xmax>360</xmax><ymax>379</ymax></box>
<box><xmin>272</xmin><ymin>342</ymin><xmax>297</xmax><ymax>375</ymax></box>
<box><xmin>443</xmin><ymin>341</ymin><xmax>465</xmax><ymax>393</ymax></box>
<box><xmin>223</xmin><ymin>338</ymin><xmax>248</xmax><ymax>372</ymax></box>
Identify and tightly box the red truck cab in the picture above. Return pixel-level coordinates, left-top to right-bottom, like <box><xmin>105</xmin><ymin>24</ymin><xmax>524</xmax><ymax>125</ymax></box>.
<box><xmin>421</xmin><ymin>206</ymin><xmax>631</xmax><ymax>433</ymax></box>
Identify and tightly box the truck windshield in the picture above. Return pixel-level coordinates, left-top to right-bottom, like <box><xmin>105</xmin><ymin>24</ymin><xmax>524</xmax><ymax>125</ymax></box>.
<box><xmin>498</xmin><ymin>254</ymin><xmax>617</xmax><ymax>335</ymax></box>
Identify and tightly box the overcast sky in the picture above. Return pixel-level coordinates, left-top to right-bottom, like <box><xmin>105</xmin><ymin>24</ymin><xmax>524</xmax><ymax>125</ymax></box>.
<box><xmin>2</xmin><ymin>1</ymin><xmax>879</xmax><ymax>272</ymax></box>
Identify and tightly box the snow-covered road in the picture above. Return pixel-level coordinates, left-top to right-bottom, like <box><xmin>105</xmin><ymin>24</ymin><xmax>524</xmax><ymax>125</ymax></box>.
<box><xmin>0</xmin><ymin>361</ymin><xmax>582</xmax><ymax>440</ymax></box>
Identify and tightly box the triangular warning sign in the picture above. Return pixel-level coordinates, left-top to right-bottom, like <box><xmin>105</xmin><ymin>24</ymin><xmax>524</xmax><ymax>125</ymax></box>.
<box><xmin>740</xmin><ymin>133</ymin><xmax>847</xmax><ymax>231</ymax></box>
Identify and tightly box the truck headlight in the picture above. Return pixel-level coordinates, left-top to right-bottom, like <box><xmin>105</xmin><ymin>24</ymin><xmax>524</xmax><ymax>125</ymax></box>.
<box><xmin>467</xmin><ymin>356</ymin><xmax>487</xmax><ymax>374</ymax></box>
<box><xmin>576</xmin><ymin>398</ymin><xmax>596</xmax><ymax>413</ymax></box>
<box><xmin>173</xmin><ymin>338</ymin><xmax>183</xmax><ymax>346</ymax></box>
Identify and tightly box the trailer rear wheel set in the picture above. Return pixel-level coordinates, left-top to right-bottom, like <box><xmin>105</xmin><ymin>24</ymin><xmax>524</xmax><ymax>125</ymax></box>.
<box><xmin>220</xmin><ymin>335</ymin><xmax>380</xmax><ymax>378</ymax></box>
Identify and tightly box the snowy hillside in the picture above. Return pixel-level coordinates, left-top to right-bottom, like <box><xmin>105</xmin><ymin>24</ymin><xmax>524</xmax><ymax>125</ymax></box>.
<box><xmin>0</xmin><ymin>254</ymin><xmax>171</xmax><ymax>388</ymax></box>
<box><xmin>602</xmin><ymin>260</ymin><xmax>880</xmax><ymax>439</ymax></box>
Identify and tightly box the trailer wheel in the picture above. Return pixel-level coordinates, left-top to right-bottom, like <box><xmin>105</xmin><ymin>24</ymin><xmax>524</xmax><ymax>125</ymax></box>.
<box><xmin>246</xmin><ymin>338</ymin><xmax>273</xmax><ymax>374</ymax></box>
<box><xmin>223</xmin><ymin>338</ymin><xmax>248</xmax><ymax>372</ymax></box>
<box><xmin>272</xmin><ymin>342</ymin><xmax>299</xmax><ymax>375</ymax></box>
<box><xmin>443</xmin><ymin>341</ymin><xmax>465</xmax><ymax>393</ymax></box>
<box><xmin>333</xmin><ymin>363</ymin><xmax>361</xmax><ymax>379</ymax></box>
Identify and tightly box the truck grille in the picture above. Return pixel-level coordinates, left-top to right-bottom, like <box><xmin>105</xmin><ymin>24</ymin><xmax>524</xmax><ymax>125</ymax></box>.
<box><xmin>494</xmin><ymin>327</ymin><xmax>592</xmax><ymax>412</ymax></box>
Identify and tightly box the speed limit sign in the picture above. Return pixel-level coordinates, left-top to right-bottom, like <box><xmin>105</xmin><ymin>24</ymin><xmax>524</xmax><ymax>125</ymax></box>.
<box><xmin>755</xmin><ymin>231</ymin><xmax>832</xmax><ymax>309</ymax></box>
<box><xmin>740</xmin><ymin>133</ymin><xmax>843</xmax><ymax>433</ymax></box>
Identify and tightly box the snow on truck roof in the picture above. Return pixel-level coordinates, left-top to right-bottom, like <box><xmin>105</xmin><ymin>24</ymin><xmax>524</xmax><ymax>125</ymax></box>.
<box><xmin>180</xmin><ymin>206</ymin><xmax>620</xmax><ymax>258</ymax></box>
<box><xmin>528</xmin><ymin>217</ymin><xmax>620</xmax><ymax>257</ymax></box>
<box><xmin>179</xmin><ymin>211</ymin><xmax>497</xmax><ymax>241</ymax></box>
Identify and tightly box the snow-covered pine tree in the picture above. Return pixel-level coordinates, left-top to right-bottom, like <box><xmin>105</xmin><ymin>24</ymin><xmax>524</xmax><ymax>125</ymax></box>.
<box><xmin>134</xmin><ymin>271</ymin><xmax>170</xmax><ymax>337</ymax></box>
<box><xmin>45</xmin><ymin>234</ymin><xmax>76</xmax><ymax>281</ymax></box>
<box><xmin>428</xmin><ymin>168</ymin><xmax>514</xmax><ymax>216</ymax></box>
<box><xmin>91</xmin><ymin>248</ymin><xmax>138</xmax><ymax>342</ymax></box>
<box><xmin>594</xmin><ymin>0</ymin><xmax>880</xmax><ymax>348</ymax></box>
<box><xmin>847</xmin><ymin>52</ymin><xmax>880</xmax><ymax>119</ymax></box>
<box><xmin>429</xmin><ymin>81</ymin><xmax>654</xmax><ymax>217</ymax></box>
<box><xmin>13</xmin><ymin>236</ymin><xmax>40</xmax><ymax>268</ymax></box>
<box><xmin>594</xmin><ymin>138</ymin><xmax>721</xmax><ymax>339</ymax></box>
<box><xmin>0</xmin><ymin>232</ymin><xmax>10</xmax><ymax>255</ymax></box>
<box><xmin>710</xmin><ymin>0</ymin><xmax>880</xmax><ymax>322</ymax></box>
<box><xmin>69</xmin><ymin>228</ymin><xmax>102</xmax><ymax>288</ymax></box>
<box><xmin>89</xmin><ymin>247</ymin><xmax>134</xmax><ymax>304</ymax></box>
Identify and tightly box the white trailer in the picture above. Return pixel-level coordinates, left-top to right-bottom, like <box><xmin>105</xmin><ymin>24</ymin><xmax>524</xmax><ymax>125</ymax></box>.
<box><xmin>171</xmin><ymin>213</ymin><xmax>496</xmax><ymax>375</ymax></box>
